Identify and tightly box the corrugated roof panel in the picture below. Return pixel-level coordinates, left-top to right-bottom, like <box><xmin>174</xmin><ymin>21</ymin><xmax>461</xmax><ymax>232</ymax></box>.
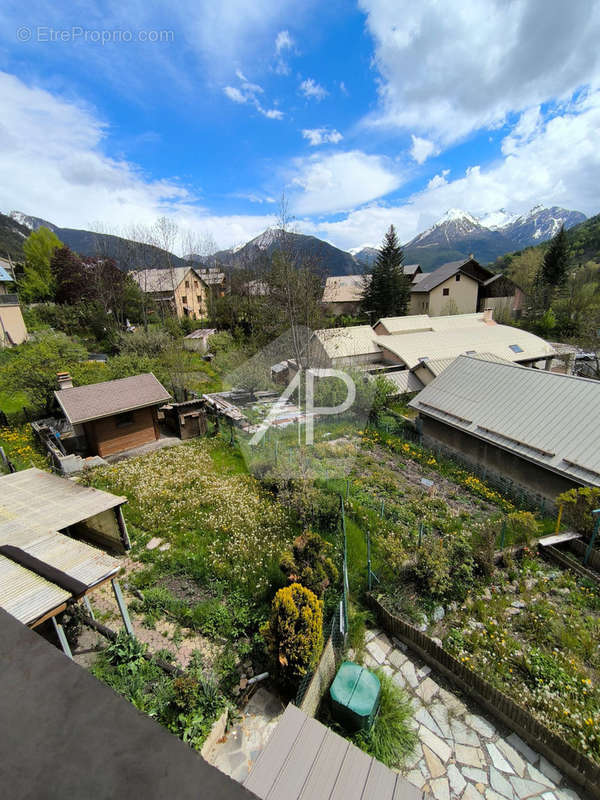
<box><xmin>0</xmin><ymin>555</ymin><xmax>71</xmax><ymax>625</ymax></box>
<box><xmin>409</xmin><ymin>356</ymin><xmax>600</xmax><ymax>485</ymax></box>
<box><xmin>312</xmin><ymin>326</ymin><xmax>381</xmax><ymax>359</ymax></box>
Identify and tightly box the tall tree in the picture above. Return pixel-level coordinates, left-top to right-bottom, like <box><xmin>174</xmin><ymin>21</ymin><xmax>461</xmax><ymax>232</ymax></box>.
<box><xmin>539</xmin><ymin>225</ymin><xmax>569</xmax><ymax>288</ymax></box>
<box><xmin>19</xmin><ymin>227</ymin><xmax>62</xmax><ymax>302</ymax></box>
<box><xmin>361</xmin><ymin>225</ymin><xmax>411</xmax><ymax>320</ymax></box>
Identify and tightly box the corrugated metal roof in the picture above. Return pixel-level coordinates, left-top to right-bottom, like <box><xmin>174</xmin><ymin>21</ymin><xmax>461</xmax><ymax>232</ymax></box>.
<box><xmin>0</xmin><ymin>468</ymin><xmax>126</xmax><ymax>538</ymax></box>
<box><xmin>244</xmin><ymin>704</ymin><xmax>423</xmax><ymax>800</ymax></box>
<box><xmin>312</xmin><ymin>326</ymin><xmax>381</xmax><ymax>359</ymax></box>
<box><xmin>377</xmin><ymin>324</ymin><xmax>554</xmax><ymax>370</ymax></box>
<box><xmin>424</xmin><ymin>351</ymin><xmax>513</xmax><ymax>378</ymax></box>
<box><xmin>384</xmin><ymin>370</ymin><xmax>424</xmax><ymax>394</ymax></box>
<box><xmin>409</xmin><ymin>355</ymin><xmax>600</xmax><ymax>486</ymax></box>
<box><xmin>0</xmin><ymin>554</ymin><xmax>71</xmax><ymax>625</ymax></box>
<box><xmin>55</xmin><ymin>372</ymin><xmax>171</xmax><ymax>424</ymax></box>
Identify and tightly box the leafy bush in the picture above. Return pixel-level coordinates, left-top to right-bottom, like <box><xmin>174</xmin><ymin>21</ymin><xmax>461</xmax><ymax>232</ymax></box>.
<box><xmin>262</xmin><ymin>582</ymin><xmax>323</xmax><ymax>688</ymax></box>
<box><xmin>505</xmin><ymin>511</ymin><xmax>539</xmax><ymax>546</ymax></box>
<box><xmin>354</xmin><ymin>669</ymin><xmax>417</xmax><ymax>769</ymax></box>
<box><xmin>557</xmin><ymin>487</ymin><xmax>600</xmax><ymax>537</ymax></box>
<box><xmin>413</xmin><ymin>532</ymin><xmax>474</xmax><ymax>601</ymax></box>
<box><xmin>106</xmin><ymin>631</ymin><xmax>147</xmax><ymax>674</ymax></box>
<box><xmin>470</xmin><ymin>520</ymin><xmax>498</xmax><ymax>577</ymax></box>
<box><xmin>118</xmin><ymin>328</ymin><xmax>172</xmax><ymax>356</ymax></box>
<box><xmin>280</xmin><ymin>531</ymin><xmax>339</xmax><ymax>597</ymax></box>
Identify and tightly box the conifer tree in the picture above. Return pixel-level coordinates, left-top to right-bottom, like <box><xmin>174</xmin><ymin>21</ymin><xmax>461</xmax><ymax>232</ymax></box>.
<box><xmin>539</xmin><ymin>225</ymin><xmax>569</xmax><ymax>288</ymax></box>
<box><xmin>361</xmin><ymin>225</ymin><xmax>411</xmax><ymax>319</ymax></box>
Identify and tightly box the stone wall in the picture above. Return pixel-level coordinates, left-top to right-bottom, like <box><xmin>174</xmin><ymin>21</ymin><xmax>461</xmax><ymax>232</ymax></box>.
<box><xmin>298</xmin><ymin>638</ymin><xmax>336</xmax><ymax>718</ymax></box>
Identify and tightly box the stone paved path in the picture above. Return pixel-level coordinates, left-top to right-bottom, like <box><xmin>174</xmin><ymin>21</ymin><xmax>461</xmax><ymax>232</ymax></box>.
<box><xmin>363</xmin><ymin>629</ymin><xmax>582</xmax><ymax>800</ymax></box>
<box><xmin>209</xmin><ymin>687</ymin><xmax>284</xmax><ymax>782</ymax></box>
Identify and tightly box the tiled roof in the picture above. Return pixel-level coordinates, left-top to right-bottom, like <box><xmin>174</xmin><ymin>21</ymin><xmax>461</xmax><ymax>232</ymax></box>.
<box><xmin>55</xmin><ymin>373</ymin><xmax>171</xmax><ymax>424</ymax></box>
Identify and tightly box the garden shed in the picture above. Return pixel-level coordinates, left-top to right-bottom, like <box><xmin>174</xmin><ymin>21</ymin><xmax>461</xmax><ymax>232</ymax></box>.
<box><xmin>55</xmin><ymin>372</ymin><xmax>171</xmax><ymax>457</ymax></box>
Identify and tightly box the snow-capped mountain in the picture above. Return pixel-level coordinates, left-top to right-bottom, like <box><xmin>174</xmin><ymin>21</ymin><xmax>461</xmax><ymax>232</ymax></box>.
<box><xmin>403</xmin><ymin>205</ymin><xmax>586</xmax><ymax>270</ymax></box>
<box><xmin>501</xmin><ymin>205</ymin><xmax>586</xmax><ymax>247</ymax></box>
<box><xmin>9</xmin><ymin>211</ymin><xmax>58</xmax><ymax>232</ymax></box>
<box><xmin>351</xmin><ymin>246</ymin><xmax>379</xmax><ymax>266</ymax></box>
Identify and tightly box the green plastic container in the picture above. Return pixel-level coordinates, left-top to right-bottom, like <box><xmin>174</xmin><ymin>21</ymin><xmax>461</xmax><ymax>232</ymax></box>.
<box><xmin>329</xmin><ymin>661</ymin><xmax>381</xmax><ymax>732</ymax></box>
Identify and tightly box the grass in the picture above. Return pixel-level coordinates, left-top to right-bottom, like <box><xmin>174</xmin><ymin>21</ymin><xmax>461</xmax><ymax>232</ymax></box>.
<box><xmin>0</xmin><ymin>389</ymin><xmax>29</xmax><ymax>416</ymax></box>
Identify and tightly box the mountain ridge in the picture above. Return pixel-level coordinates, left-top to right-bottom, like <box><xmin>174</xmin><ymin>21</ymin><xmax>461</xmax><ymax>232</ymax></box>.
<box><xmin>2</xmin><ymin>204</ymin><xmax>588</xmax><ymax>276</ymax></box>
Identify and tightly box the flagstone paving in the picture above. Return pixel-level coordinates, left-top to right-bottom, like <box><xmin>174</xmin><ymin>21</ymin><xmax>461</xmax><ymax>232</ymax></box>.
<box><xmin>208</xmin><ymin>687</ymin><xmax>284</xmax><ymax>782</ymax></box>
<box><xmin>364</xmin><ymin>629</ymin><xmax>582</xmax><ymax>800</ymax></box>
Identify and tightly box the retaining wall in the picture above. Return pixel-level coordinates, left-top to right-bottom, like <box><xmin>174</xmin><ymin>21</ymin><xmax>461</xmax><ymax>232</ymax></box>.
<box><xmin>367</xmin><ymin>594</ymin><xmax>600</xmax><ymax>799</ymax></box>
<box><xmin>297</xmin><ymin>637</ymin><xmax>336</xmax><ymax>718</ymax></box>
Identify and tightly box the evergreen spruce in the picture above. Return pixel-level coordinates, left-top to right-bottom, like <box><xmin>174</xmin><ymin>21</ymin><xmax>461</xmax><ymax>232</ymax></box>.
<box><xmin>539</xmin><ymin>225</ymin><xmax>569</xmax><ymax>288</ymax></box>
<box><xmin>361</xmin><ymin>225</ymin><xmax>411</xmax><ymax>320</ymax></box>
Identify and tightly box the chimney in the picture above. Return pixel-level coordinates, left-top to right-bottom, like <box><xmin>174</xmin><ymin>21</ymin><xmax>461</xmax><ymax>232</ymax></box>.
<box><xmin>57</xmin><ymin>371</ymin><xmax>73</xmax><ymax>390</ymax></box>
<box><xmin>482</xmin><ymin>308</ymin><xmax>494</xmax><ymax>323</ymax></box>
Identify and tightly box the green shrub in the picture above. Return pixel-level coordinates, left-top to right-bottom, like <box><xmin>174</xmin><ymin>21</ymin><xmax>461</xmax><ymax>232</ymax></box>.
<box><xmin>354</xmin><ymin>669</ymin><xmax>417</xmax><ymax>769</ymax></box>
<box><xmin>413</xmin><ymin>532</ymin><xmax>474</xmax><ymax>601</ymax></box>
<box><xmin>262</xmin><ymin>582</ymin><xmax>323</xmax><ymax>688</ymax></box>
<box><xmin>279</xmin><ymin>531</ymin><xmax>339</xmax><ymax>597</ymax></box>
<box><xmin>556</xmin><ymin>487</ymin><xmax>600</xmax><ymax>537</ymax></box>
<box><xmin>506</xmin><ymin>511</ymin><xmax>539</xmax><ymax>546</ymax></box>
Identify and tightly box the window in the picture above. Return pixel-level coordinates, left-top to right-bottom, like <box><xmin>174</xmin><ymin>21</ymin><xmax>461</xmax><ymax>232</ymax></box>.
<box><xmin>181</xmin><ymin>295</ymin><xmax>188</xmax><ymax>304</ymax></box>
<box><xmin>509</xmin><ymin>344</ymin><xmax>524</xmax><ymax>353</ymax></box>
<box><xmin>197</xmin><ymin>295</ymin><xmax>202</xmax><ymax>304</ymax></box>
<box><xmin>115</xmin><ymin>411</ymin><xmax>134</xmax><ymax>427</ymax></box>
<box><xmin>185</xmin><ymin>280</ymin><xmax>190</xmax><ymax>288</ymax></box>
<box><xmin>442</xmin><ymin>287</ymin><xmax>450</xmax><ymax>296</ymax></box>
<box><xmin>455</xmin><ymin>274</ymin><xmax>461</xmax><ymax>281</ymax></box>
<box><xmin>194</xmin><ymin>281</ymin><xmax>198</xmax><ymax>288</ymax></box>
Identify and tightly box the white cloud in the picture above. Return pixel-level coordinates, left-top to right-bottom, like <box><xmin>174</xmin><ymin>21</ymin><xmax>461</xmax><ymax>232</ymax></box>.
<box><xmin>288</xmin><ymin>150</ymin><xmax>402</xmax><ymax>215</ymax></box>
<box><xmin>223</xmin><ymin>86</ymin><xmax>247</xmax><ymax>103</ymax></box>
<box><xmin>305</xmin><ymin>89</ymin><xmax>600</xmax><ymax>248</ymax></box>
<box><xmin>299</xmin><ymin>78</ymin><xmax>328</xmax><ymax>101</ymax></box>
<box><xmin>275</xmin><ymin>30</ymin><xmax>293</xmax><ymax>53</ymax></box>
<box><xmin>0</xmin><ymin>71</ymin><xmax>277</xmax><ymax>251</ymax></box>
<box><xmin>360</xmin><ymin>0</ymin><xmax>600</xmax><ymax>146</ymax></box>
<box><xmin>222</xmin><ymin>74</ymin><xmax>283</xmax><ymax>119</ymax></box>
<box><xmin>410</xmin><ymin>135</ymin><xmax>438</xmax><ymax>164</ymax></box>
<box><xmin>274</xmin><ymin>29</ymin><xmax>294</xmax><ymax>74</ymax></box>
<box><xmin>302</xmin><ymin>128</ymin><xmax>343</xmax><ymax>146</ymax></box>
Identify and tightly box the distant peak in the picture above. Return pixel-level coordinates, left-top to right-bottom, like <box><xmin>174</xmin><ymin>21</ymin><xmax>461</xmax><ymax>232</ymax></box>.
<box><xmin>438</xmin><ymin>208</ymin><xmax>479</xmax><ymax>224</ymax></box>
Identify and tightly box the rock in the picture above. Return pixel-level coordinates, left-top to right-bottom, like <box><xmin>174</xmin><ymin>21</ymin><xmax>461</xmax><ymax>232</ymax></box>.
<box><xmin>400</xmin><ymin>660</ymin><xmax>419</xmax><ymax>688</ymax></box>
<box><xmin>432</xmin><ymin>637</ymin><xmax>443</xmax><ymax>647</ymax></box>
<box><xmin>417</xmin><ymin>665</ymin><xmax>432</xmax><ymax>679</ymax></box>
<box><xmin>526</xmin><ymin>763</ymin><xmax>556</xmax><ymax>788</ymax></box>
<box><xmin>388</xmin><ymin>649</ymin><xmax>408</xmax><ymax>670</ymax></box>
<box><xmin>429</xmin><ymin>777</ymin><xmax>450</xmax><ymax>800</ymax></box>
<box><xmin>506</xmin><ymin>607</ymin><xmax>521</xmax><ymax>615</ymax></box>
<box><xmin>538</xmin><ymin>757</ymin><xmax>562</xmax><ymax>785</ymax></box>
<box><xmin>486</xmin><ymin>742</ymin><xmax>515</xmax><ymax>774</ymax></box>
<box><xmin>365</xmin><ymin>638</ymin><xmax>389</xmax><ymax>664</ymax></box>
<box><xmin>463</xmin><ymin>784</ymin><xmax>485</xmax><ymax>800</ymax></box>
<box><xmin>510</xmin><ymin>776</ymin><xmax>550</xmax><ymax>798</ymax></box>
<box><xmin>415</xmin><ymin>706</ymin><xmax>444</xmax><ymax>738</ymax></box>
<box><xmin>433</xmin><ymin>605</ymin><xmax>445</xmax><ymax>622</ymax></box>
<box><xmin>451</xmin><ymin>718</ymin><xmax>479</xmax><ymax>746</ymax></box>
<box><xmin>447</xmin><ymin>764</ymin><xmax>466</xmax><ymax>796</ymax></box>
<box><xmin>463</xmin><ymin>767</ymin><xmax>487</xmax><ymax>783</ymax></box>
<box><xmin>146</xmin><ymin>536</ymin><xmax>162</xmax><ymax>550</ymax></box>
<box><xmin>405</xmin><ymin>769</ymin><xmax>427</xmax><ymax>789</ymax></box>
<box><xmin>416</xmin><ymin>677</ymin><xmax>439</xmax><ymax>704</ymax></box>
<box><xmin>506</xmin><ymin>733</ymin><xmax>539</xmax><ymax>765</ymax></box>
<box><xmin>511</xmin><ymin>600</ymin><xmax>526</xmax><ymax>609</ymax></box>
<box><xmin>448</xmin><ymin>601</ymin><xmax>458</xmax><ymax>612</ymax></box>
<box><xmin>482</xmin><ymin>588</ymin><xmax>492</xmax><ymax>601</ymax></box>
<box><xmin>496</xmin><ymin>738</ymin><xmax>526</xmax><ymax>777</ymax></box>
<box><xmin>455</xmin><ymin>744</ymin><xmax>483</xmax><ymax>768</ymax></box>
<box><xmin>419</xmin><ymin>725</ymin><xmax>452</xmax><ymax>763</ymax></box>
<box><xmin>423</xmin><ymin>744</ymin><xmax>445</xmax><ymax>779</ymax></box>
<box><xmin>465</xmin><ymin>713</ymin><xmax>496</xmax><ymax>739</ymax></box>
<box><xmin>490</xmin><ymin>766</ymin><xmax>514</xmax><ymax>798</ymax></box>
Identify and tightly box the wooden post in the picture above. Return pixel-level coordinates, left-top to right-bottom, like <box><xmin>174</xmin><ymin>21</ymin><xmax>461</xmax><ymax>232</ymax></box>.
<box><xmin>111</xmin><ymin>579</ymin><xmax>134</xmax><ymax>637</ymax></box>
<box><xmin>116</xmin><ymin>506</ymin><xmax>131</xmax><ymax>550</ymax></box>
<box><xmin>52</xmin><ymin>617</ymin><xmax>73</xmax><ymax>659</ymax></box>
<box><xmin>555</xmin><ymin>504</ymin><xmax>563</xmax><ymax>535</ymax></box>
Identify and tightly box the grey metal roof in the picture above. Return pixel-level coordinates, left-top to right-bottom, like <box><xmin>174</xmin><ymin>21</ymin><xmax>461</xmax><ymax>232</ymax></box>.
<box><xmin>409</xmin><ymin>356</ymin><xmax>600</xmax><ymax>486</ymax></box>
<box><xmin>410</xmin><ymin>260</ymin><xmax>470</xmax><ymax>293</ymax></box>
<box><xmin>384</xmin><ymin>370</ymin><xmax>424</xmax><ymax>394</ymax></box>
<box><xmin>244</xmin><ymin>704</ymin><xmax>423</xmax><ymax>800</ymax></box>
<box><xmin>185</xmin><ymin>328</ymin><xmax>216</xmax><ymax>339</ymax></box>
<box><xmin>131</xmin><ymin>266</ymin><xmax>204</xmax><ymax>293</ymax></box>
<box><xmin>423</xmin><ymin>352</ymin><xmax>513</xmax><ymax>378</ymax></box>
<box><xmin>55</xmin><ymin>372</ymin><xmax>171</xmax><ymax>424</ymax></box>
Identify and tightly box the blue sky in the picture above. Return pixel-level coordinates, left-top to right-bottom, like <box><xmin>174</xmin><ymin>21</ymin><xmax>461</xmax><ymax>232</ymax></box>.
<box><xmin>1</xmin><ymin>0</ymin><xmax>600</xmax><ymax>252</ymax></box>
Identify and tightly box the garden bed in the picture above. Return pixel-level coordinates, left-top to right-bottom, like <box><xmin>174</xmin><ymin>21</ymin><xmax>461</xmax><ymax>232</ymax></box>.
<box><xmin>377</xmin><ymin>550</ymin><xmax>600</xmax><ymax>768</ymax></box>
